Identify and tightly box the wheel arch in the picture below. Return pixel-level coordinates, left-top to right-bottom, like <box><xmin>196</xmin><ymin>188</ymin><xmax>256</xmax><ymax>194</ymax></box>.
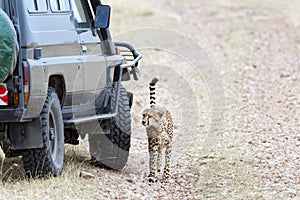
<box><xmin>48</xmin><ymin>75</ymin><xmax>66</xmax><ymax>106</ymax></box>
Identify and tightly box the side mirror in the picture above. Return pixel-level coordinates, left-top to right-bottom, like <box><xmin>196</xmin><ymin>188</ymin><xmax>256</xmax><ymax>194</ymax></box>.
<box><xmin>94</xmin><ymin>5</ymin><xmax>111</xmax><ymax>29</ymax></box>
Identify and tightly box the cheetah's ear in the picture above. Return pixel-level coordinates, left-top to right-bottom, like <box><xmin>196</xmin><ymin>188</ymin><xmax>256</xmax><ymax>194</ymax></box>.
<box><xmin>158</xmin><ymin>110</ymin><xmax>164</xmax><ymax>118</ymax></box>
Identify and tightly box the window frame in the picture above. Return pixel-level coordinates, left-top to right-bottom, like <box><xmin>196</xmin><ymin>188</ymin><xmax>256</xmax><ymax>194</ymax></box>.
<box><xmin>26</xmin><ymin>0</ymin><xmax>48</xmax><ymax>14</ymax></box>
<box><xmin>70</xmin><ymin>0</ymin><xmax>93</xmax><ymax>30</ymax></box>
<box><xmin>0</xmin><ymin>0</ymin><xmax>3</xmax><ymax>9</ymax></box>
<box><xmin>49</xmin><ymin>0</ymin><xmax>71</xmax><ymax>13</ymax></box>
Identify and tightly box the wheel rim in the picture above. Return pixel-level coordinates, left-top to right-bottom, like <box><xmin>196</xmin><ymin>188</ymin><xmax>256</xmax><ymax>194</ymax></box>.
<box><xmin>49</xmin><ymin>109</ymin><xmax>58</xmax><ymax>162</ymax></box>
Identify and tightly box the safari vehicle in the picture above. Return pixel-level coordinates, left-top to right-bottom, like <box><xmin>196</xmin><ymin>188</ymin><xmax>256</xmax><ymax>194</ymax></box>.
<box><xmin>0</xmin><ymin>0</ymin><xmax>141</xmax><ymax>177</ymax></box>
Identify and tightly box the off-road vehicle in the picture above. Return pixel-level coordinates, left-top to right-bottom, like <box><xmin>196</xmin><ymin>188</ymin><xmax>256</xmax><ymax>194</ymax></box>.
<box><xmin>0</xmin><ymin>0</ymin><xmax>141</xmax><ymax>177</ymax></box>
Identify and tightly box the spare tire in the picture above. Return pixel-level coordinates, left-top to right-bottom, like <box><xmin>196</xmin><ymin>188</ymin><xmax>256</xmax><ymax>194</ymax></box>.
<box><xmin>0</xmin><ymin>9</ymin><xmax>18</xmax><ymax>82</ymax></box>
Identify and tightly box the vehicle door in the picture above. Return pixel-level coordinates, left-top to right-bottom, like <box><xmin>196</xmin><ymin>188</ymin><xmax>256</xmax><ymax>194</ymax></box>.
<box><xmin>70</xmin><ymin>0</ymin><xmax>107</xmax><ymax>107</ymax></box>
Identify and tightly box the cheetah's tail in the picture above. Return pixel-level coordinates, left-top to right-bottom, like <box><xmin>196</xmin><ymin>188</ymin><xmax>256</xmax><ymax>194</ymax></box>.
<box><xmin>149</xmin><ymin>77</ymin><xmax>159</xmax><ymax>106</ymax></box>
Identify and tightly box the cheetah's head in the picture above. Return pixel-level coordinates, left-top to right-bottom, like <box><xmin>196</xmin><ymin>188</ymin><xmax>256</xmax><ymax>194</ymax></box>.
<box><xmin>142</xmin><ymin>108</ymin><xmax>164</xmax><ymax>127</ymax></box>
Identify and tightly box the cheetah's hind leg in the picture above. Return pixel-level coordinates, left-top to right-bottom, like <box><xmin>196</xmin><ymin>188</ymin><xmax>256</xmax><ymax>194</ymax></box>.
<box><xmin>162</xmin><ymin>144</ymin><xmax>172</xmax><ymax>181</ymax></box>
<box><xmin>157</xmin><ymin>146</ymin><xmax>163</xmax><ymax>174</ymax></box>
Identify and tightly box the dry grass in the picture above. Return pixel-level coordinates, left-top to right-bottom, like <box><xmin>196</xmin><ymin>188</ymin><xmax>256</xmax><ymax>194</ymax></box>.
<box><xmin>220</xmin><ymin>0</ymin><xmax>300</xmax><ymax>25</ymax></box>
<box><xmin>0</xmin><ymin>144</ymin><xmax>95</xmax><ymax>199</ymax></box>
<box><xmin>102</xmin><ymin>0</ymin><xmax>182</xmax><ymax>33</ymax></box>
<box><xmin>104</xmin><ymin>0</ymin><xmax>155</xmax><ymax>17</ymax></box>
<box><xmin>190</xmin><ymin>131</ymin><xmax>283</xmax><ymax>199</ymax></box>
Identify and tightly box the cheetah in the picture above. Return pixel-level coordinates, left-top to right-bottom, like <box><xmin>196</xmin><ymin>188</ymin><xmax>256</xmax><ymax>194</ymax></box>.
<box><xmin>142</xmin><ymin>77</ymin><xmax>174</xmax><ymax>182</ymax></box>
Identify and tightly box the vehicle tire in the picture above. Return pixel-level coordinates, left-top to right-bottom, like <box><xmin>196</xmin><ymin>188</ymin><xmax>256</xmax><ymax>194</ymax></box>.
<box><xmin>22</xmin><ymin>87</ymin><xmax>64</xmax><ymax>178</ymax></box>
<box><xmin>89</xmin><ymin>84</ymin><xmax>131</xmax><ymax>170</ymax></box>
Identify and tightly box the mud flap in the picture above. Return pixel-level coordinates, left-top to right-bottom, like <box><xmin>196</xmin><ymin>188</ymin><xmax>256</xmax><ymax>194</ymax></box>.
<box><xmin>96</xmin><ymin>87</ymin><xmax>112</xmax><ymax>114</ymax></box>
<box><xmin>9</xmin><ymin>118</ymin><xmax>43</xmax><ymax>150</ymax></box>
<box><xmin>127</xmin><ymin>92</ymin><xmax>133</xmax><ymax>109</ymax></box>
<box><xmin>95</xmin><ymin>88</ymin><xmax>112</xmax><ymax>134</ymax></box>
<box><xmin>77</xmin><ymin>88</ymin><xmax>113</xmax><ymax>138</ymax></box>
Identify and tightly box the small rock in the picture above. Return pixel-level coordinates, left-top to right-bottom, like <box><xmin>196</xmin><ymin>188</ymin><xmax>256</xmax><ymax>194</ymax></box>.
<box><xmin>229</xmin><ymin>161</ymin><xmax>237</xmax><ymax>166</ymax></box>
<box><xmin>286</xmin><ymin>190</ymin><xmax>297</xmax><ymax>198</ymax></box>
<box><xmin>280</xmin><ymin>70</ymin><xmax>291</xmax><ymax>78</ymax></box>
<box><xmin>126</xmin><ymin>179</ymin><xmax>134</xmax><ymax>183</ymax></box>
<box><xmin>201</xmin><ymin>154</ymin><xmax>216</xmax><ymax>159</ymax></box>
<box><xmin>198</xmin><ymin>124</ymin><xmax>205</xmax><ymax>128</ymax></box>
<box><xmin>79</xmin><ymin>170</ymin><xmax>95</xmax><ymax>179</ymax></box>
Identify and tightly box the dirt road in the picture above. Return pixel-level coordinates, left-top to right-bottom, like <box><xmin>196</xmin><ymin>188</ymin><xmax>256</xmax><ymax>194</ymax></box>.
<box><xmin>0</xmin><ymin>0</ymin><xmax>299</xmax><ymax>199</ymax></box>
<box><xmin>115</xmin><ymin>0</ymin><xmax>299</xmax><ymax>199</ymax></box>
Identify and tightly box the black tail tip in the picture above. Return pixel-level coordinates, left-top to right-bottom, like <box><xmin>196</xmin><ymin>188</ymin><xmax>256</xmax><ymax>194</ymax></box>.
<box><xmin>151</xmin><ymin>77</ymin><xmax>159</xmax><ymax>84</ymax></box>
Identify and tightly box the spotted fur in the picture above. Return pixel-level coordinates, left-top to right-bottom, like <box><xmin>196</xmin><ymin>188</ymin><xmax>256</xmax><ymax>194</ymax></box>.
<box><xmin>142</xmin><ymin>77</ymin><xmax>174</xmax><ymax>182</ymax></box>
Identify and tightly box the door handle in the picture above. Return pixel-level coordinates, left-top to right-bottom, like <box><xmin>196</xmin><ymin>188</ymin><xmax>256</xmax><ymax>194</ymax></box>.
<box><xmin>81</xmin><ymin>45</ymin><xmax>87</xmax><ymax>54</ymax></box>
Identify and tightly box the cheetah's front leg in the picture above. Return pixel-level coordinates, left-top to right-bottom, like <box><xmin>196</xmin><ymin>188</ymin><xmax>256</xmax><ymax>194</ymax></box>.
<box><xmin>148</xmin><ymin>138</ymin><xmax>159</xmax><ymax>182</ymax></box>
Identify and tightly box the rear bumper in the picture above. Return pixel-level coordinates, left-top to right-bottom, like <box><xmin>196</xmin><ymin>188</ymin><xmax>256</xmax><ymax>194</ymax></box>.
<box><xmin>0</xmin><ymin>108</ymin><xmax>25</xmax><ymax>122</ymax></box>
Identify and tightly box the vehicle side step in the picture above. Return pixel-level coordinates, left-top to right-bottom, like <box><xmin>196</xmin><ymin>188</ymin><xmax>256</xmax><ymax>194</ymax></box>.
<box><xmin>64</xmin><ymin>113</ymin><xmax>117</xmax><ymax>126</ymax></box>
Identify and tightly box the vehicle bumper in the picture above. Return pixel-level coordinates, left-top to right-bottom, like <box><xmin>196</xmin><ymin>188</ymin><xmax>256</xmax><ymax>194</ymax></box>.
<box><xmin>0</xmin><ymin>108</ymin><xmax>26</xmax><ymax>122</ymax></box>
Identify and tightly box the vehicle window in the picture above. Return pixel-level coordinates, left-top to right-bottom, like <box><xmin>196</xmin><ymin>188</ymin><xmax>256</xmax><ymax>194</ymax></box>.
<box><xmin>70</xmin><ymin>0</ymin><xmax>92</xmax><ymax>29</ymax></box>
<box><xmin>26</xmin><ymin>0</ymin><xmax>48</xmax><ymax>13</ymax></box>
<box><xmin>50</xmin><ymin>0</ymin><xmax>70</xmax><ymax>12</ymax></box>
